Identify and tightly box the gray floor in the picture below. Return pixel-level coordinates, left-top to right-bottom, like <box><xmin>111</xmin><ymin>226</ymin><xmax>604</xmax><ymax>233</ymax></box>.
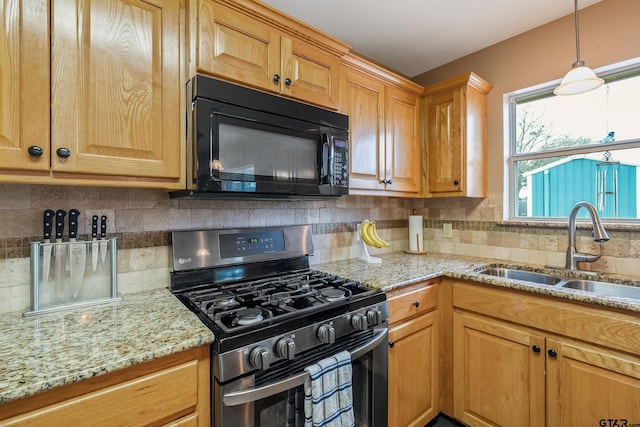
<box><xmin>426</xmin><ymin>414</ymin><xmax>465</xmax><ymax>427</ymax></box>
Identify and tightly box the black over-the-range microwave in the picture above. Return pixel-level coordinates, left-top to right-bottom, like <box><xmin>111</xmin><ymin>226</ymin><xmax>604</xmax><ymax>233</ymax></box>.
<box><xmin>170</xmin><ymin>75</ymin><xmax>349</xmax><ymax>200</ymax></box>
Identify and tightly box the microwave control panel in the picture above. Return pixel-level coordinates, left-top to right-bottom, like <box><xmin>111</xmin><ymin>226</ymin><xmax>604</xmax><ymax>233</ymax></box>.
<box><xmin>332</xmin><ymin>138</ymin><xmax>349</xmax><ymax>187</ymax></box>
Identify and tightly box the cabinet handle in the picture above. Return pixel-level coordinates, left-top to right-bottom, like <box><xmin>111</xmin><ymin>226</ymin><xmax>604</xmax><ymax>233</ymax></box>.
<box><xmin>532</xmin><ymin>345</ymin><xmax>541</xmax><ymax>353</ymax></box>
<box><xmin>285</xmin><ymin>77</ymin><xmax>292</xmax><ymax>87</ymax></box>
<box><xmin>413</xmin><ymin>301</ymin><xmax>420</xmax><ymax>308</ymax></box>
<box><xmin>273</xmin><ymin>74</ymin><xmax>280</xmax><ymax>84</ymax></box>
<box><xmin>27</xmin><ymin>146</ymin><xmax>44</xmax><ymax>157</ymax></box>
<box><xmin>387</xmin><ymin>179</ymin><xmax>392</xmax><ymax>185</ymax></box>
<box><xmin>453</xmin><ymin>179</ymin><xmax>460</xmax><ymax>186</ymax></box>
<box><xmin>56</xmin><ymin>147</ymin><xmax>71</xmax><ymax>158</ymax></box>
<box><xmin>548</xmin><ymin>349</ymin><xmax>557</xmax><ymax>358</ymax></box>
<box><xmin>388</xmin><ymin>341</ymin><xmax>395</xmax><ymax>348</ymax></box>
<box><xmin>379</xmin><ymin>179</ymin><xmax>386</xmax><ymax>184</ymax></box>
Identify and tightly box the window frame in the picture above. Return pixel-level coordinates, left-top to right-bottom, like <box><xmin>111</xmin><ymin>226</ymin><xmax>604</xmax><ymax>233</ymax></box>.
<box><xmin>504</xmin><ymin>58</ymin><xmax>640</xmax><ymax>223</ymax></box>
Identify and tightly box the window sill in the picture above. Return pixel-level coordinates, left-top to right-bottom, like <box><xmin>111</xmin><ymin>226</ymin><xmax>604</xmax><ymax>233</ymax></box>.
<box><xmin>499</xmin><ymin>219</ymin><xmax>640</xmax><ymax>232</ymax></box>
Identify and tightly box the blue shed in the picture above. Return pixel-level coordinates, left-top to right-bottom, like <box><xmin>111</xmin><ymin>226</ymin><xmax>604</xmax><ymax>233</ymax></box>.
<box><xmin>525</xmin><ymin>156</ymin><xmax>637</xmax><ymax>218</ymax></box>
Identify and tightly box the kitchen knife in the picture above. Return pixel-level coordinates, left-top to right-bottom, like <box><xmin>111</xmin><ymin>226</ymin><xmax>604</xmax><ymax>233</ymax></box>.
<box><xmin>91</xmin><ymin>215</ymin><xmax>99</xmax><ymax>272</ymax></box>
<box><xmin>41</xmin><ymin>209</ymin><xmax>55</xmax><ymax>288</ymax></box>
<box><xmin>69</xmin><ymin>209</ymin><xmax>86</xmax><ymax>298</ymax></box>
<box><xmin>54</xmin><ymin>209</ymin><xmax>66</xmax><ymax>299</ymax></box>
<box><xmin>99</xmin><ymin>215</ymin><xmax>107</xmax><ymax>264</ymax></box>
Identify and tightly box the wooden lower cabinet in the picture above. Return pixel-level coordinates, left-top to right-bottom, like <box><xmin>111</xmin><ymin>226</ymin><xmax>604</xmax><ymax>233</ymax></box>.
<box><xmin>453</xmin><ymin>312</ymin><xmax>545</xmax><ymax>427</ymax></box>
<box><xmin>546</xmin><ymin>338</ymin><xmax>640</xmax><ymax>427</ymax></box>
<box><xmin>451</xmin><ymin>279</ymin><xmax>640</xmax><ymax>427</ymax></box>
<box><xmin>0</xmin><ymin>346</ymin><xmax>210</xmax><ymax>427</ymax></box>
<box><xmin>387</xmin><ymin>281</ymin><xmax>439</xmax><ymax>427</ymax></box>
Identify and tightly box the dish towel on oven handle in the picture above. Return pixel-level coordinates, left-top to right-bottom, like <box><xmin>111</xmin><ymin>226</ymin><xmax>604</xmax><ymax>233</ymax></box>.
<box><xmin>303</xmin><ymin>350</ymin><xmax>355</xmax><ymax>427</ymax></box>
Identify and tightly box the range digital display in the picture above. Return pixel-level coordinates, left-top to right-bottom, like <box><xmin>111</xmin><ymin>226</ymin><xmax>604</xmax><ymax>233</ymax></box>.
<box><xmin>219</xmin><ymin>231</ymin><xmax>285</xmax><ymax>258</ymax></box>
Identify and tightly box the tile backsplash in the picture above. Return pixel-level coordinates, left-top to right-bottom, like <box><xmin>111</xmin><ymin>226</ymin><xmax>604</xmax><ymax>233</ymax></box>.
<box><xmin>2</xmin><ymin>184</ymin><xmax>639</xmax><ymax>313</ymax></box>
<box><xmin>0</xmin><ymin>184</ymin><xmax>412</xmax><ymax>313</ymax></box>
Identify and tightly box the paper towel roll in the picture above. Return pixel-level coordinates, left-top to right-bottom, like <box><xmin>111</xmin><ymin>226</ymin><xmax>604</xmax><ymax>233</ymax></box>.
<box><xmin>408</xmin><ymin>215</ymin><xmax>423</xmax><ymax>252</ymax></box>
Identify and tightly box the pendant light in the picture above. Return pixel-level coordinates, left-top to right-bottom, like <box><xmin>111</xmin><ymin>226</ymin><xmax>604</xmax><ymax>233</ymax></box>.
<box><xmin>554</xmin><ymin>0</ymin><xmax>604</xmax><ymax>96</ymax></box>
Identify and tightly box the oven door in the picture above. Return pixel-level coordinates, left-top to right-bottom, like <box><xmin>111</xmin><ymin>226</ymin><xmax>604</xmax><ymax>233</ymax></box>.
<box><xmin>216</xmin><ymin>328</ymin><xmax>388</xmax><ymax>427</ymax></box>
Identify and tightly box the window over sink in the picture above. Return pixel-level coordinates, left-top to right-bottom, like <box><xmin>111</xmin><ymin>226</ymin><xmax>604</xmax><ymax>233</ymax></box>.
<box><xmin>505</xmin><ymin>58</ymin><xmax>640</xmax><ymax>222</ymax></box>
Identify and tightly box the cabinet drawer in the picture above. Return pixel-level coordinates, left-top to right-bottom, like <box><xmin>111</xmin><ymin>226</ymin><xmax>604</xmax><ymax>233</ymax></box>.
<box><xmin>388</xmin><ymin>282</ymin><xmax>438</xmax><ymax>325</ymax></box>
<box><xmin>3</xmin><ymin>360</ymin><xmax>200</xmax><ymax>427</ymax></box>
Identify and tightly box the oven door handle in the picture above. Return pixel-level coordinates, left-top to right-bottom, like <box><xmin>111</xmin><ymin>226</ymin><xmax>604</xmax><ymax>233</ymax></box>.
<box><xmin>222</xmin><ymin>328</ymin><xmax>388</xmax><ymax>407</ymax></box>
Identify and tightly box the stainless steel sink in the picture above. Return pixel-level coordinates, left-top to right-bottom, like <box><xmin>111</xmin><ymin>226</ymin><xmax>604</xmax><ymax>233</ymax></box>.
<box><xmin>478</xmin><ymin>268</ymin><xmax>562</xmax><ymax>285</ymax></box>
<box><xmin>559</xmin><ymin>280</ymin><xmax>640</xmax><ymax>300</ymax></box>
<box><xmin>478</xmin><ymin>266</ymin><xmax>640</xmax><ymax>301</ymax></box>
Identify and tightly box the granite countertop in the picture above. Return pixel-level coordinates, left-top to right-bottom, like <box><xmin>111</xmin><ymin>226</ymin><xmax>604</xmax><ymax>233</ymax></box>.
<box><xmin>313</xmin><ymin>252</ymin><xmax>640</xmax><ymax>313</ymax></box>
<box><xmin>0</xmin><ymin>289</ymin><xmax>214</xmax><ymax>405</ymax></box>
<box><xmin>2</xmin><ymin>252</ymin><xmax>639</xmax><ymax>407</ymax></box>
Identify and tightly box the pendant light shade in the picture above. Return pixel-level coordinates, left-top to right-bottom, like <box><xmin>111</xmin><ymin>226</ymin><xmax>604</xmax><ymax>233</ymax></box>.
<box><xmin>553</xmin><ymin>0</ymin><xmax>604</xmax><ymax>96</ymax></box>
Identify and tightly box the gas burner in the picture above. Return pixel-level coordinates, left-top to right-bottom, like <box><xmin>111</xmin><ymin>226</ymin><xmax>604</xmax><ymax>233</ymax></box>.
<box><xmin>320</xmin><ymin>288</ymin><xmax>346</xmax><ymax>302</ymax></box>
<box><xmin>236</xmin><ymin>308</ymin><xmax>265</xmax><ymax>325</ymax></box>
<box><xmin>213</xmin><ymin>293</ymin><xmax>237</xmax><ymax>307</ymax></box>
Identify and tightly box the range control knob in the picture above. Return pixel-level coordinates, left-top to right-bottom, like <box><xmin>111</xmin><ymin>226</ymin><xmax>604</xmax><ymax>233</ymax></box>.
<box><xmin>366</xmin><ymin>308</ymin><xmax>382</xmax><ymax>325</ymax></box>
<box><xmin>351</xmin><ymin>313</ymin><xmax>369</xmax><ymax>331</ymax></box>
<box><xmin>275</xmin><ymin>337</ymin><xmax>296</xmax><ymax>360</ymax></box>
<box><xmin>317</xmin><ymin>324</ymin><xmax>336</xmax><ymax>344</ymax></box>
<box><xmin>249</xmin><ymin>346</ymin><xmax>270</xmax><ymax>370</ymax></box>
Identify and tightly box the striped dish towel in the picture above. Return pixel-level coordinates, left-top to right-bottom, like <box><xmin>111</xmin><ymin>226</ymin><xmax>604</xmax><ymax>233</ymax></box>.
<box><xmin>303</xmin><ymin>350</ymin><xmax>355</xmax><ymax>427</ymax></box>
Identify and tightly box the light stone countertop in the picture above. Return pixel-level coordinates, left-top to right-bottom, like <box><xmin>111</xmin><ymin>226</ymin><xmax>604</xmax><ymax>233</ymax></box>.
<box><xmin>313</xmin><ymin>252</ymin><xmax>640</xmax><ymax>313</ymax></box>
<box><xmin>2</xmin><ymin>252</ymin><xmax>639</xmax><ymax>407</ymax></box>
<box><xmin>0</xmin><ymin>289</ymin><xmax>214</xmax><ymax>404</ymax></box>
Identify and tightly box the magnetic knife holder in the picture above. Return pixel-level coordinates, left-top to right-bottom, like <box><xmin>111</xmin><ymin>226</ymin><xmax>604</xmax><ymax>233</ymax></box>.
<box><xmin>24</xmin><ymin>238</ymin><xmax>120</xmax><ymax>316</ymax></box>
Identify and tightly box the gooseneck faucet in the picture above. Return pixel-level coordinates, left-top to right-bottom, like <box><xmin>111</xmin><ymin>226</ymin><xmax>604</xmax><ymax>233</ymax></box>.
<box><xmin>565</xmin><ymin>201</ymin><xmax>610</xmax><ymax>270</ymax></box>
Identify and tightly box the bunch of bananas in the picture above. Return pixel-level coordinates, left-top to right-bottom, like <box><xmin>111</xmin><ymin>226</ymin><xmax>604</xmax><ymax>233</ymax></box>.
<box><xmin>359</xmin><ymin>220</ymin><xmax>390</xmax><ymax>248</ymax></box>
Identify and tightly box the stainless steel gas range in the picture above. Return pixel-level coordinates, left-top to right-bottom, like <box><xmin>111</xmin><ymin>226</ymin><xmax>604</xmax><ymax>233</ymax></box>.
<box><xmin>170</xmin><ymin>225</ymin><xmax>388</xmax><ymax>427</ymax></box>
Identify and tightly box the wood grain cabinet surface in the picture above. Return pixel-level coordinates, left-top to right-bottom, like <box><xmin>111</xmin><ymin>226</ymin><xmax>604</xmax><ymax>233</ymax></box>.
<box><xmin>422</xmin><ymin>72</ymin><xmax>492</xmax><ymax>197</ymax></box>
<box><xmin>0</xmin><ymin>0</ymin><xmax>49</xmax><ymax>173</ymax></box>
<box><xmin>0</xmin><ymin>0</ymin><xmax>183</xmax><ymax>188</ymax></box>
<box><xmin>387</xmin><ymin>281</ymin><xmax>439</xmax><ymax>427</ymax></box>
<box><xmin>191</xmin><ymin>0</ymin><xmax>349</xmax><ymax>110</ymax></box>
<box><xmin>340</xmin><ymin>53</ymin><xmax>423</xmax><ymax>197</ymax></box>
<box><xmin>450</xmin><ymin>280</ymin><xmax>640</xmax><ymax>427</ymax></box>
<box><xmin>0</xmin><ymin>346</ymin><xmax>210</xmax><ymax>427</ymax></box>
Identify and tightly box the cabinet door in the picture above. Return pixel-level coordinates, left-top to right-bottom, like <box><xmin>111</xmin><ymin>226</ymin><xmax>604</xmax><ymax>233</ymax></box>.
<box><xmin>427</xmin><ymin>88</ymin><xmax>464</xmax><ymax>194</ymax></box>
<box><xmin>453</xmin><ymin>312</ymin><xmax>545</xmax><ymax>427</ymax></box>
<box><xmin>196</xmin><ymin>0</ymin><xmax>281</xmax><ymax>93</ymax></box>
<box><xmin>0</xmin><ymin>0</ymin><xmax>49</xmax><ymax>172</ymax></box>
<box><xmin>51</xmin><ymin>0</ymin><xmax>181</xmax><ymax>179</ymax></box>
<box><xmin>546</xmin><ymin>338</ymin><xmax>640</xmax><ymax>427</ymax></box>
<box><xmin>340</xmin><ymin>68</ymin><xmax>385</xmax><ymax>191</ymax></box>
<box><xmin>282</xmin><ymin>36</ymin><xmax>340</xmax><ymax>109</ymax></box>
<box><xmin>385</xmin><ymin>86</ymin><xmax>420</xmax><ymax>193</ymax></box>
<box><xmin>388</xmin><ymin>311</ymin><xmax>439</xmax><ymax>427</ymax></box>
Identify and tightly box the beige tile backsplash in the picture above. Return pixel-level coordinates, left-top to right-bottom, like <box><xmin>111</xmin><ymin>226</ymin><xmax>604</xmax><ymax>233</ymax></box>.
<box><xmin>1</xmin><ymin>184</ymin><xmax>640</xmax><ymax>313</ymax></box>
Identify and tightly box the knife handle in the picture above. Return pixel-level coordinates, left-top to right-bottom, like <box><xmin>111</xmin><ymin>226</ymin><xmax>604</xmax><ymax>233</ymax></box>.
<box><xmin>100</xmin><ymin>215</ymin><xmax>107</xmax><ymax>239</ymax></box>
<box><xmin>44</xmin><ymin>210</ymin><xmax>55</xmax><ymax>242</ymax></box>
<box><xmin>92</xmin><ymin>215</ymin><xmax>99</xmax><ymax>239</ymax></box>
<box><xmin>69</xmin><ymin>209</ymin><xmax>80</xmax><ymax>240</ymax></box>
<box><xmin>55</xmin><ymin>210</ymin><xmax>66</xmax><ymax>240</ymax></box>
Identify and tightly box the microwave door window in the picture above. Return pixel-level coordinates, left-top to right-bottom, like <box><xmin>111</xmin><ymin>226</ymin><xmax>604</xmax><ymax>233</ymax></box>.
<box><xmin>218</xmin><ymin>122</ymin><xmax>318</xmax><ymax>191</ymax></box>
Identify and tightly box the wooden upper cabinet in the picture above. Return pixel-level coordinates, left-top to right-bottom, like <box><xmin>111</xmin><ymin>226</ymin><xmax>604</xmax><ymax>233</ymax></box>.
<box><xmin>385</xmin><ymin>86</ymin><xmax>421</xmax><ymax>193</ymax></box>
<box><xmin>340</xmin><ymin>65</ymin><xmax>385</xmax><ymax>191</ymax></box>
<box><xmin>0</xmin><ymin>0</ymin><xmax>49</xmax><ymax>172</ymax></box>
<box><xmin>51</xmin><ymin>0</ymin><xmax>182</xmax><ymax>180</ymax></box>
<box><xmin>196</xmin><ymin>0</ymin><xmax>281</xmax><ymax>91</ymax></box>
<box><xmin>192</xmin><ymin>0</ymin><xmax>348</xmax><ymax>110</ymax></box>
<box><xmin>423</xmin><ymin>72</ymin><xmax>492</xmax><ymax>197</ymax></box>
<box><xmin>340</xmin><ymin>53</ymin><xmax>423</xmax><ymax>196</ymax></box>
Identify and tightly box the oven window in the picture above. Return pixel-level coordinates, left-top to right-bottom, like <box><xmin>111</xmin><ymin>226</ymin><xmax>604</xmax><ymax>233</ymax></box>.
<box><xmin>218</xmin><ymin>121</ymin><xmax>318</xmax><ymax>183</ymax></box>
<box><xmin>256</xmin><ymin>386</ymin><xmax>305</xmax><ymax>426</ymax></box>
<box><xmin>253</xmin><ymin>357</ymin><xmax>374</xmax><ymax>427</ymax></box>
